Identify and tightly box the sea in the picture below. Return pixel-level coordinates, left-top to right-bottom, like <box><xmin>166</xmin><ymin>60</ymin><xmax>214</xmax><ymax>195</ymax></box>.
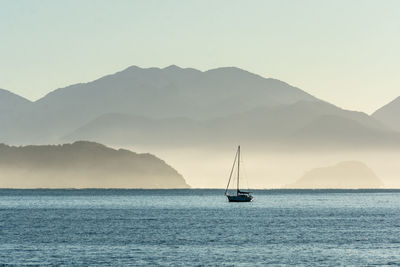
<box><xmin>0</xmin><ymin>189</ymin><xmax>400</xmax><ymax>266</ymax></box>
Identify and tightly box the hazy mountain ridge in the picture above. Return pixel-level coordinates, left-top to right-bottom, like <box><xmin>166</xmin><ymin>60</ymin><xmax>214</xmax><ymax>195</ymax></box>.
<box><xmin>63</xmin><ymin>100</ymin><xmax>400</xmax><ymax>150</ymax></box>
<box><xmin>0</xmin><ymin>88</ymin><xmax>32</xmax><ymax>111</ymax></box>
<box><xmin>1</xmin><ymin>65</ymin><xmax>399</xmax><ymax>150</ymax></box>
<box><xmin>372</xmin><ymin>96</ymin><xmax>400</xmax><ymax>132</ymax></box>
<box><xmin>0</xmin><ymin>65</ymin><xmax>318</xmax><ymax>143</ymax></box>
<box><xmin>62</xmin><ymin>113</ymin><xmax>204</xmax><ymax>147</ymax></box>
<box><xmin>34</xmin><ymin>64</ymin><xmax>318</xmax><ymax>120</ymax></box>
<box><xmin>0</xmin><ymin>89</ymin><xmax>34</xmax><ymax>143</ymax></box>
<box><xmin>0</xmin><ymin>88</ymin><xmax>32</xmax><ymax>123</ymax></box>
<box><xmin>289</xmin><ymin>114</ymin><xmax>400</xmax><ymax>149</ymax></box>
<box><xmin>0</xmin><ymin>141</ymin><xmax>189</xmax><ymax>188</ymax></box>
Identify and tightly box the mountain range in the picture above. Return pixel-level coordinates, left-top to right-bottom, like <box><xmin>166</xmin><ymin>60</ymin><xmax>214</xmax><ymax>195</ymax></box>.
<box><xmin>1</xmin><ymin>65</ymin><xmax>399</xmax><ymax>150</ymax></box>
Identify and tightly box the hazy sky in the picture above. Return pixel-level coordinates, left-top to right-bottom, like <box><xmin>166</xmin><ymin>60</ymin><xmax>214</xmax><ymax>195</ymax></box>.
<box><xmin>1</xmin><ymin>0</ymin><xmax>399</xmax><ymax>113</ymax></box>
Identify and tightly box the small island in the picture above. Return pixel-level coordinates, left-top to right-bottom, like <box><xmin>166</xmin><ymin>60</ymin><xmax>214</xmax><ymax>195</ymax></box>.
<box><xmin>285</xmin><ymin>161</ymin><xmax>383</xmax><ymax>189</ymax></box>
<box><xmin>0</xmin><ymin>141</ymin><xmax>189</xmax><ymax>188</ymax></box>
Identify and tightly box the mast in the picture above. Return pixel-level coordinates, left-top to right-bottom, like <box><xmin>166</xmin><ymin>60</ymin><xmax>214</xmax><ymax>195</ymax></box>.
<box><xmin>225</xmin><ymin>147</ymin><xmax>238</xmax><ymax>196</ymax></box>
<box><xmin>237</xmin><ymin>145</ymin><xmax>240</xmax><ymax>194</ymax></box>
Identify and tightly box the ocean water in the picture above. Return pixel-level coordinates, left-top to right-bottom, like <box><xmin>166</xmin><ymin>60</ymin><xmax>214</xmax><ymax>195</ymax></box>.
<box><xmin>1</xmin><ymin>189</ymin><xmax>400</xmax><ymax>266</ymax></box>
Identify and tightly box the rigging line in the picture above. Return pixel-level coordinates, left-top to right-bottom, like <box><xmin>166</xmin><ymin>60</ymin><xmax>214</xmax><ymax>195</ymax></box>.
<box><xmin>241</xmin><ymin>150</ymin><xmax>250</xmax><ymax>191</ymax></box>
<box><xmin>225</xmin><ymin>147</ymin><xmax>238</xmax><ymax>195</ymax></box>
<box><xmin>237</xmin><ymin>145</ymin><xmax>240</xmax><ymax>192</ymax></box>
<box><xmin>240</xmin><ymin>149</ymin><xmax>250</xmax><ymax>191</ymax></box>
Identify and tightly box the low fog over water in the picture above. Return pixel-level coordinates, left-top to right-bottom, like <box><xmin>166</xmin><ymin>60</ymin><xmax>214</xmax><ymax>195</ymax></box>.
<box><xmin>122</xmin><ymin>144</ymin><xmax>400</xmax><ymax>189</ymax></box>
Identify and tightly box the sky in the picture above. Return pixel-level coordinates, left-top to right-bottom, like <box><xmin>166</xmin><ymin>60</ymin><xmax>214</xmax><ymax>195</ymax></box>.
<box><xmin>0</xmin><ymin>0</ymin><xmax>399</xmax><ymax>114</ymax></box>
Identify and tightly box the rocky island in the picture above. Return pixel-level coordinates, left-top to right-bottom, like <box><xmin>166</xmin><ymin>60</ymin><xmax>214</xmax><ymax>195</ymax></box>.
<box><xmin>285</xmin><ymin>161</ymin><xmax>383</xmax><ymax>189</ymax></box>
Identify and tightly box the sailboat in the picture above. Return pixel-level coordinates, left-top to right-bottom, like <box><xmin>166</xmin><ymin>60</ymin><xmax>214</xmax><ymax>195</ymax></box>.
<box><xmin>225</xmin><ymin>146</ymin><xmax>254</xmax><ymax>202</ymax></box>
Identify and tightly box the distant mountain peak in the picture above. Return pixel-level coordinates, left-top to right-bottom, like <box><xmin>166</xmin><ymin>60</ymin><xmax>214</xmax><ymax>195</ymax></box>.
<box><xmin>69</xmin><ymin>140</ymin><xmax>108</xmax><ymax>149</ymax></box>
<box><xmin>163</xmin><ymin>64</ymin><xmax>182</xmax><ymax>70</ymax></box>
<box><xmin>123</xmin><ymin>65</ymin><xmax>142</xmax><ymax>72</ymax></box>
<box><xmin>205</xmin><ymin>66</ymin><xmax>249</xmax><ymax>74</ymax></box>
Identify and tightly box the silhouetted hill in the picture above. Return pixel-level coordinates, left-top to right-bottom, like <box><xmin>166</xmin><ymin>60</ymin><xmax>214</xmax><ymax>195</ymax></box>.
<box><xmin>285</xmin><ymin>161</ymin><xmax>383</xmax><ymax>188</ymax></box>
<box><xmin>0</xmin><ymin>141</ymin><xmax>189</xmax><ymax>188</ymax></box>
<box><xmin>372</xmin><ymin>96</ymin><xmax>400</xmax><ymax>132</ymax></box>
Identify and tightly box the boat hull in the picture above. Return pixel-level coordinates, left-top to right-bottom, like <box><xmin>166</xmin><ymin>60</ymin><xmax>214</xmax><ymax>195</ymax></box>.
<box><xmin>227</xmin><ymin>195</ymin><xmax>253</xmax><ymax>202</ymax></box>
